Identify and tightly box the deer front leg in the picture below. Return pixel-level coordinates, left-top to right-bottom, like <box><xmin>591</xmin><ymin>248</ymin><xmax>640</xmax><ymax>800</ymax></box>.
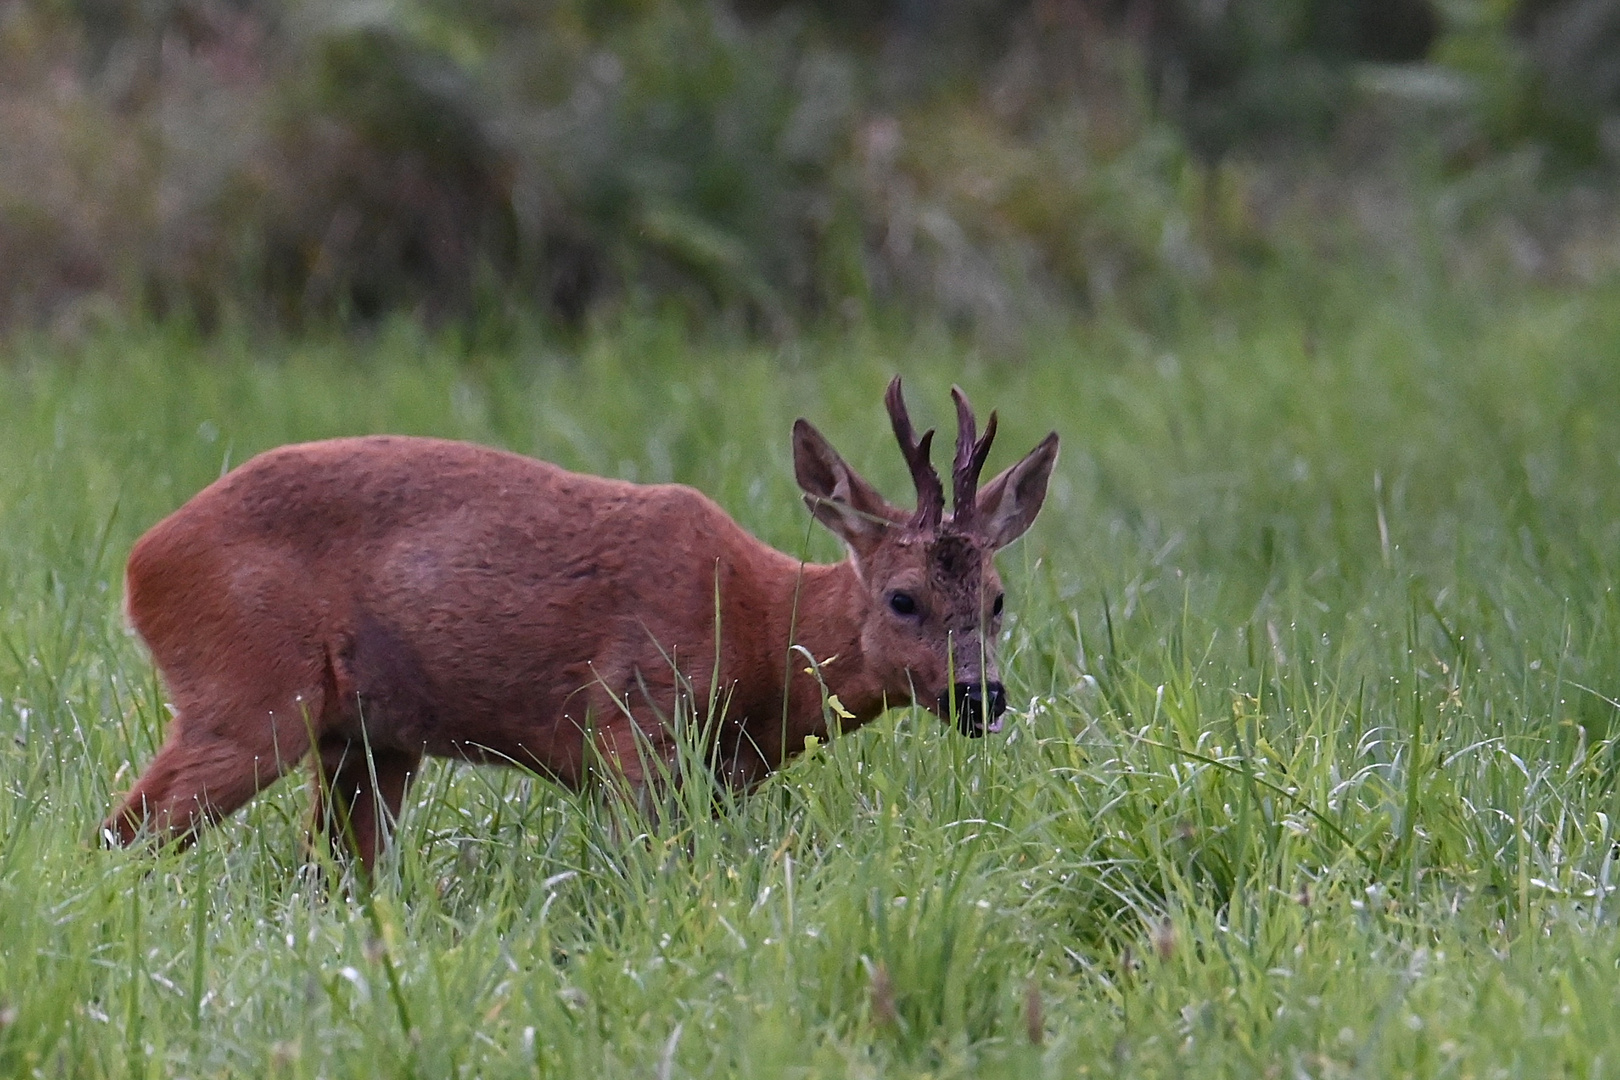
<box><xmin>309</xmin><ymin>737</ymin><xmax>421</xmax><ymax>872</ymax></box>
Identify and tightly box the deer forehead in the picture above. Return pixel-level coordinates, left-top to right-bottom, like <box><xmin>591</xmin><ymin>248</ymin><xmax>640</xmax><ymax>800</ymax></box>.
<box><xmin>872</xmin><ymin>533</ymin><xmax>999</xmax><ymax>603</ymax></box>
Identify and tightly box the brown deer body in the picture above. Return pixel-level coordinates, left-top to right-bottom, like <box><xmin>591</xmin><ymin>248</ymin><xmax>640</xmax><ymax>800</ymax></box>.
<box><xmin>104</xmin><ymin>379</ymin><xmax>1058</xmax><ymax>868</ymax></box>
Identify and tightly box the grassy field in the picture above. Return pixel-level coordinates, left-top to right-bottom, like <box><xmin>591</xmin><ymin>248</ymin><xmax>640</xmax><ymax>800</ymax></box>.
<box><xmin>6</xmin><ymin>265</ymin><xmax>1620</xmax><ymax>1077</ymax></box>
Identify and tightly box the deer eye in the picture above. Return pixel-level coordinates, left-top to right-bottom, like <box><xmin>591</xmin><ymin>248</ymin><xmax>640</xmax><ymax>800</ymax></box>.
<box><xmin>992</xmin><ymin>593</ymin><xmax>1005</xmax><ymax>618</ymax></box>
<box><xmin>888</xmin><ymin>591</ymin><xmax>919</xmax><ymax>617</ymax></box>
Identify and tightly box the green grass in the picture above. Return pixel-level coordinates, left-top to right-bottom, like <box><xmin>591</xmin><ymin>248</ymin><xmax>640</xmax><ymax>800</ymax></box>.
<box><xmin>6</xmin><ymin>267</ymin><xmax>1620</xmax><ymax>1077</ymax></box>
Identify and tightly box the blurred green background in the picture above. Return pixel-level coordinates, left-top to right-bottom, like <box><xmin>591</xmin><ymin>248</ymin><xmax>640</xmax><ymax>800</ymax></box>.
<box><xmin>4</xmin><ymin>0</ymin><xmax>1619</xmax><ymax>343</ymax></box>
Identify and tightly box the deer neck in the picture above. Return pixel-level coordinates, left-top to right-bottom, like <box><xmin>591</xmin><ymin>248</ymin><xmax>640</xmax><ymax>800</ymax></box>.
<box><xmin>756</xmin><ymin>557</ymin><xmax>896</xmax><ymax>744</ymax></box>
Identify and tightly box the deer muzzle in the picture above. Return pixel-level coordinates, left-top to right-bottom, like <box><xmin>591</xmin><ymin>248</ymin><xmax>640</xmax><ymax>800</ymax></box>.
<box><xmin>942</xmin><ymin>681</ymin><xmax>1008</xmax><ymax>738</ymax></box>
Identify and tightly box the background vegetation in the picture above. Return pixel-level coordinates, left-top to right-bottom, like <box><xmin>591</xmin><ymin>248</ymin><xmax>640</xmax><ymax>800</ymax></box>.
<box><xmin>4</xmin><ymin>0</ymin><xmax>1620</xmax><ymax>342</ymax></box>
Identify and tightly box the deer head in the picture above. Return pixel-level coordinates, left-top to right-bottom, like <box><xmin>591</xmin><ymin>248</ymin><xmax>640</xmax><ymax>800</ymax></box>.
<box><xmin>792</xmin><ymin>377</ymin><xmax>1060</xmax><ymax>736</ymax></box>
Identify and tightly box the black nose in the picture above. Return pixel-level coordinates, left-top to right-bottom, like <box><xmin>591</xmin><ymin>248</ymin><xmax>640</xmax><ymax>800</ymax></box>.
<box><xmin>941</xmin><ymin>681</ymin><xmax>1008</xmax><ymax>737</ymax></box>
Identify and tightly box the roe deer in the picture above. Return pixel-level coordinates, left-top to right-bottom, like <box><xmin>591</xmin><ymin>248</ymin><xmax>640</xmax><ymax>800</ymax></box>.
<box><xmin>103</xmin><ymin>377</ymin><xmax>1059</xmax><ymax>868</ymax></box>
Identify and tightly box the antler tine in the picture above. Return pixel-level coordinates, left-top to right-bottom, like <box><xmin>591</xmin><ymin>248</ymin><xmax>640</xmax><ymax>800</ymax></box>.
<box><xmin>885</xmin><ymin>376</ymin><xmax>945</xmax><ymax>530</ymax></box>
<box><xmin>949</xmin><ymin>386</ymin><xmax>997</xmax><ymax>527</ymax></box>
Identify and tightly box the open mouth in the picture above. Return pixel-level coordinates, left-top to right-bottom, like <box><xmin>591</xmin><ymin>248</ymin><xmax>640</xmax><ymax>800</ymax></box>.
<box><xmin>944</xmin><ymin>682</ymin><xmax>1008</xmax><ymax>738</ymax></box>
<box><xmin>959</xmin><ymin>714</ymin><xmax>1004</xmax><ymax>738</ymax></box>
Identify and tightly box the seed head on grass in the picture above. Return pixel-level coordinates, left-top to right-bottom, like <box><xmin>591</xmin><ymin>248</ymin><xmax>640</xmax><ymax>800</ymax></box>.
<box><xmin>869</xmin><ymin>962</ymin><xmax>899</xmax><ymax>1031</ymax></box>
<box><xmin>1152</xmin><ymin>915</ymin><xmax>1175</xmax><ymax>962</ymax></box>
<box><xmin>1023</xmin><ymin>978</ymin><xmax>1044</xmax><ymax>1046</ymax></box>
<box><xmin>270</xmin><ymin>1041</ymin><xmax>299</xmax><ymax>1071</ymax></box>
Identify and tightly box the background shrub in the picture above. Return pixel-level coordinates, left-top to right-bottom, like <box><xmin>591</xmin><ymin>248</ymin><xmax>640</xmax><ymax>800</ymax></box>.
<box><xmin>0</xmin><ymin>0</ymin><xmax>1616</xmax><ymax>339</ymax></box>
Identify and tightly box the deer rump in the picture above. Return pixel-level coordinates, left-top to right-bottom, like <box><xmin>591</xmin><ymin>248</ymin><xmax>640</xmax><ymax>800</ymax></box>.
<box><xmin>105</xmin><ymin>380</ymin><xmax>1060</xmax><ymax>870</ymax></box>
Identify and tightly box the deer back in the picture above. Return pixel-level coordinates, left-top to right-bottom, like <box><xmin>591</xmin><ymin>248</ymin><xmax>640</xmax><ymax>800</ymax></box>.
<box><xmin>124</xmin><ymin>436</ymin><xmax>811</xmax><ymax>785</ymax></box>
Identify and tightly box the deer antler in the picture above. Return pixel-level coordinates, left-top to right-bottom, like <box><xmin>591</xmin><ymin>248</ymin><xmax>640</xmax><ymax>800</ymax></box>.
<box><xmin>885</xmin><ymin>376</ymin><xmax>945</xmax><ymax>531</ymax></box>
<box><xmin>948</xmin><ymin>386</ymin><xmax>997</xmax><ymax>530</ymax></box>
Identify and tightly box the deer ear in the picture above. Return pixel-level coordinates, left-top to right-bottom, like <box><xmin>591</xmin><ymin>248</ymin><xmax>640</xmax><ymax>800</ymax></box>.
<box><xmin>793</xmin><ymin>419</ymin><xmax>901</xmax><ymax>554</ymax></box>
<box><xmin>975</xmin><ymin>432</ymin><xmax>1059</xmax><ymax>550</ymax></box>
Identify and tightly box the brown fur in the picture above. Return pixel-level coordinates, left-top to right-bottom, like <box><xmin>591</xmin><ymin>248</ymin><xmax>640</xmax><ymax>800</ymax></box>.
<box><xmin>103</xmin><ymin>380</ymin><xmax>1058</xmax><ymax>869</ymax></box>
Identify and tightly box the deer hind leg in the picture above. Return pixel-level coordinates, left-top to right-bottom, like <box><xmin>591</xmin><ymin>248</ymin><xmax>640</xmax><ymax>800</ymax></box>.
<box><xmin>105</xmin><ymin>539</ymin><xmax>334</xmax><ymax>850</ymax></box>
<box><xmin>101</xmin><ymin>687</ymin><xmax>321</xmax><ymax>849</ymax></box>
<box><xmin>309</xmin><ymin>737</ymin><xmax>420</xmax><ymax>872</ymax></box>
